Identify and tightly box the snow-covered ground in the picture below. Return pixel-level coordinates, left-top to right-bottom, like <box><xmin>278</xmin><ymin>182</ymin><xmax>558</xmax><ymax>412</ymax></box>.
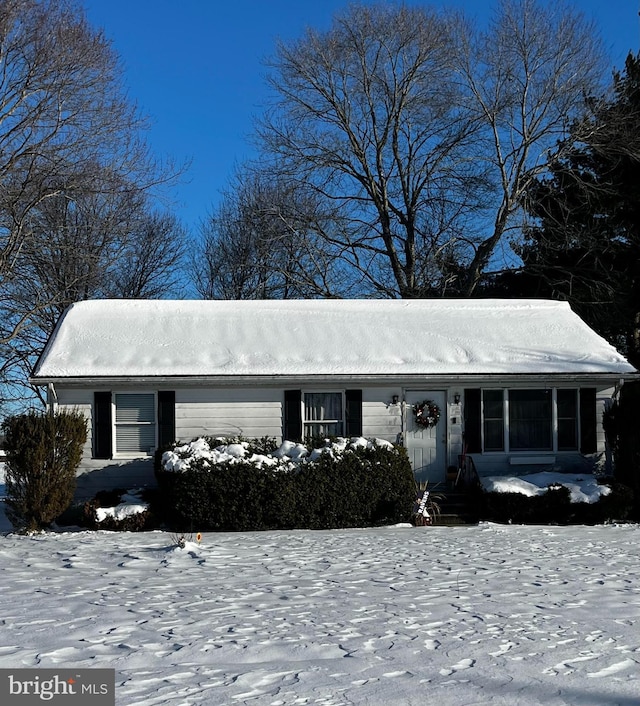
<box><xmin>1</xmin><ymin>463</ymin><xmax>639</xmax><ymax>705</ymax></box>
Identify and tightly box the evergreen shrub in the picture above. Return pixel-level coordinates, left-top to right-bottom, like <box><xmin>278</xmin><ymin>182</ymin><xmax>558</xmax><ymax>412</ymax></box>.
<box><xmin>82</xmin><ymin>488</ymin><xmax>156</xmax><ymax>531</ymax></box>
<box><xmin>603</xmin><ymin>380</ymin><xmax>640</xmax><ymax>520</ymax></box>
<box><xmin>481</xmin><ymin>485</ymin><xmax>572</xmax><ymax>524</ymax></box>
<box><xmin>569</xmin><ymin>481</ymin><xmax>634</xmax><ymax>524</ymax></box>
<box><xmin>2</xmin><ymin>410</ymin><xmax>87</xmax><ymax>532</ymax></box>
<box><xmin>154</xmin><ymin>440</ymin><xmax>415</xmax><ymax>531</ymax></box>
<box><xmin>480</xmin><ymin>480</ymin><xmax>634</xmax><ymax>524</ymax></box>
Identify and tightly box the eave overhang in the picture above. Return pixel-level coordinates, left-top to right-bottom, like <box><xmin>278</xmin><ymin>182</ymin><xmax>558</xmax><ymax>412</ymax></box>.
<box><xmin>29</xmin><ymin>370</ymin><xmax>639</xmax><ymax>388</ymax></box>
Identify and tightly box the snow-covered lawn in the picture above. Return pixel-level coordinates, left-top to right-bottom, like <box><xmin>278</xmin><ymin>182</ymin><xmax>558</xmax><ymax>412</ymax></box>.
<box><xmin>0</xmin><ymin>516</ymin><xmax>638</xmax><ymax>705</ymax></box>
<box><xmin>1</xmin><ymin>463</ymin><xmax>638</xmax><ymax>704</ymax></box>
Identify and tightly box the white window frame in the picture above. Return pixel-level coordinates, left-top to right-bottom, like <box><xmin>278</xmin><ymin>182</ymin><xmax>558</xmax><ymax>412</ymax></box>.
<box><xmin>302</xmin><ymin>390</ymin><xmax>345</xmax><ymax>440</ymax></box>
<box><xmin>112</xmin><ymin>391</ymin><xmax>157</xmax><ymax>458</ymax></box>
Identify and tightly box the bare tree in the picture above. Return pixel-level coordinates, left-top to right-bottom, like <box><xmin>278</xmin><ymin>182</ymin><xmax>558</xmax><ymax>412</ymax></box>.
<box><xmin>6</xmin><ymin>187</ymin><xmax>187</xmax><ymax>400</ymax></box>
<box><xmin>13</xmin><ymin>192</ymin><xmax>186</xmax><ymax>309</ymax></box>
<box><xmin>0</xmin><ymin>0</ymin><xmax>183</xmax><ymax>405</ymax></box>
<box><xmin>111</xmin><ymin>212</ymin><xmax>188</xmax><ymax>299</ymax></box>
<box><xmin>195</xmin><ymin>168</ymin><xmax>345</xmax><ymax>300</ymax></box>
<box><xmin>254</xmin><ymin>1</ymin><xmax>607</xmax><ymax>298</ymax></box>
<box><xmin>259</xmin><ymin>4</ymin><xmax>486</xmax><ymax>299</ymax></box>
<box><xmin>0</xmin><ymin>0</ymin><xmax>174</xmax><ymax>342</ymax></box>
<box><xmin>451</xmin><ymin>0</ymin><xmax>607</xmax><ymax>293</ymax></box>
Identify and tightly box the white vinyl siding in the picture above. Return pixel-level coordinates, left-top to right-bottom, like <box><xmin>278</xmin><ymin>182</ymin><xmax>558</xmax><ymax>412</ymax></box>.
<box><xmin>361</xmin><ymin>387</ymin><xmax>403</xmax><ymax>443</ymax></box>
<box><xmin>114</xmin><ymin>393</ymin><xmax>156</xmax><ymax>455</ymax></box>
<box><xmin>174</xmin><ymin>388</ymin><xmax>282</xmax><ymax>441</ymax></box>
<box><xmin>48</xmin><ymin>381</ymin><xmax>617</xmax><ymax>489</ymax></box>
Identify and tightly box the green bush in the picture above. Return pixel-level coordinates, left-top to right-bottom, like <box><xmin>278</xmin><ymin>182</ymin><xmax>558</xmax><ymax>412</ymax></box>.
<box><xmin>480</xmin><ymin>480</ymin><xmax>634</xmax><ymax>525</ymax></box>
<box><xmin>603</xmin><ymin>381</ymin><xmax>640</xmax><ymax>520</ymax></box>
<box><xmin>2</xmin><ymin>410</ymin><xmax>87</xmax><ymax>532</ymax></box>
<box><xmin>294</xmin><ymin>445</ymin><xmax>417</xmax><ymax>529</ymax></box>
<box><xmin>82</xmin><ymin>488</ymin><xmax>156</xmax><ymax>531</ymax></box>
<box><xmin>481</xmin><ymin>484</ymin><xmax>572</xmax><ymax>525</ymax></box>
<box><xmin>203</xmin><ymin>435</ymin><xmax>280</xmax><ymax>456</ymax></box>
<box><xmin>154</xmin><ymin>441</ymin><xmax>415</xmax><ymax>531</ymax></box>
<box><xmin>569</xmin><ymin>481</ymin><xmax>634</xmax><ymax>524</ymax></box>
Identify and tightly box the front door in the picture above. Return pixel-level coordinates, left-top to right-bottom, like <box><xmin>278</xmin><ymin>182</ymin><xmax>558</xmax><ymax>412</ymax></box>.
<box><xmin>405</xmin><ymin>390</ymin><xmax>446</xmax><ymax>486</ymax></box>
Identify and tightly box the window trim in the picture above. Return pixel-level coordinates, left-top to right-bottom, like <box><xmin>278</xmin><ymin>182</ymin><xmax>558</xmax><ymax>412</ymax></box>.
<box><xmin>112</xmin><ymin>391</ymin><xmax>158</xmax><ymax>458</ymax></box>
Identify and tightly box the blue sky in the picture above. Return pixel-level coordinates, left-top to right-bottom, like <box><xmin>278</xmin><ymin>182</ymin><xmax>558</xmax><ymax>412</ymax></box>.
<box><xmin>81</xmin><ymin>0</ymin><xmax>639</xmax><ymax>233</ymax></box>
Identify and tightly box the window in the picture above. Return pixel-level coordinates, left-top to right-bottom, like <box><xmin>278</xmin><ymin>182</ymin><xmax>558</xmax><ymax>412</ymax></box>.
<box><xmin>114</xmin><ymin>393</ymin><xmax>156</xmax><ymax>455</ymax></box>
<box><xmin>303</xmin><ymin>392</ymin><xmax>343</xmax><ymax>439</ymax></box>
<box><xmin>557</xmin><ymin>389</ymin><xmax>578</xmax><ymax>450</ymax></box>
<box><xmin>93</xmin><ymin>390</ymin><xmax>174</xmax><ymax>459</ymax></box>
<box><xmin>509</xmin><ymin>389</ymin><xmax>552</xmax><ymax>451</ymax></box>
<box><xmin>465</xmin><ymin>387</ymin><xmax>583</xmax><ymax>454</ymax></box>
<box><xmin>483</xmin><ymin>390</ymin><xmax>504</xmax><ymax>451</ymax></box>
<box><xmin>284</xmin><ymin>389</ymin><xmax>362</xmax><ymax>441</ymax></box>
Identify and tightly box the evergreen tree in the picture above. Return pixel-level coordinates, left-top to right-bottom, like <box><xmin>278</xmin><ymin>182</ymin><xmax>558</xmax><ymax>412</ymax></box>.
<box><xmin>2</xmin><ymin>410</ymin><xmax>87</xmax><ymax>531</ymax></box>
<box><xmin>521</xmin><ymin>53</ymin><xmax>640</xmax><ymax>366</ymax></box>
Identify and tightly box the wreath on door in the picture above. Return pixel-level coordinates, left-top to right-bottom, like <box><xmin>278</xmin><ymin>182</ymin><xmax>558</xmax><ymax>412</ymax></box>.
<box><xmin>413</xmin><ymin>400</ymin><xmax>441</xmax><ymax>428</ymax></box>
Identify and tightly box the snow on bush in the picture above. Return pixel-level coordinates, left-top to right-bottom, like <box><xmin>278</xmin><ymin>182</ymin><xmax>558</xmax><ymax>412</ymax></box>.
<box><xmin>161</xmin><ymin>436</ymin><xmax>395</xmax><ymax>474</ymax></box>
<box><xmin>482</xmin><ymin>472</ymin><xmax>611</xmax><ymax>504</ymax></box>
<box><xmin>94</xmin><ymin>490</ymin><xmax>149</xmax><ymax>524</ymax></box>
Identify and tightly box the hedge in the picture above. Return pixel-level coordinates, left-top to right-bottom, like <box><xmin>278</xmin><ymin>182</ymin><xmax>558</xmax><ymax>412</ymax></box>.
<box><xmin>153</xmin><ymin>439</ymin><xmax>416</xmax><ymax>531</ymax></box>
<box><xmin>480</xmin><ymin>481</ymin><xmax>634</xmax><ymax>525</ymax></box>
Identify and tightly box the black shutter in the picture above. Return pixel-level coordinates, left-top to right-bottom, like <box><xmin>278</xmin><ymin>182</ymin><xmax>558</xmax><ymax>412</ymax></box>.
<box><xmin>580</xmin><ymin>387</ymin><xmax>597</xmax><ymax>454</ymax></box>
<box><xmin>464</xmin><ymin>388</ymin><xmax>482</xmax><ymax>453</ymax></box>
<box><xmin>345</xmin><ymin>389</ymin><xmax>363</xmax><ymax>437</ymax></box>
<box><xmin>93</xmin><ymin>391</ymin><xmax>112</xmax><ymax>459</ymax></box>
<box><xmin>284</xmin><ymin>390</ymin><xmax>302</xmax><ymax>441</ymax></box>
<box><xmin>158</xmin><ymin>391</ymin><xmax>176</xmax><ymax>448</ymax></box>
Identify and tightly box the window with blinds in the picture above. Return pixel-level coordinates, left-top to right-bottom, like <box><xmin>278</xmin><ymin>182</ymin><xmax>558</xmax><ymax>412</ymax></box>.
<box><xmin>114</xmin><ymin>393</ymin><xmax>156</xmax><ymax>454</ymax></box>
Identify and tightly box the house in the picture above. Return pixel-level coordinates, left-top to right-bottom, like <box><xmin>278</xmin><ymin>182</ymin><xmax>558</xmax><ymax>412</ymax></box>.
<box><xmin>30</xmin><ymin>299</ymin><xmax>637</xmax><ymax>498</ymax></box>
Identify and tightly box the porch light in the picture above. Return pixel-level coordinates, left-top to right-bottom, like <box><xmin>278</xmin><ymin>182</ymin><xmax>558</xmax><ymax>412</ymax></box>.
<box><xmin>392</xmin><ymin>394</ymin><xmax>400</xmax><ymax>405</ymax></box>
<box><xmin>454</xmin><ymin>393</ymin><xmax>461</xmax><ymax>405</ymax></box>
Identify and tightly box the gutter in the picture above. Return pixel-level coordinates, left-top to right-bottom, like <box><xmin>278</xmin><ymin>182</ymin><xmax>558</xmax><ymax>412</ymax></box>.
<box><xmin>29</xmin><ymin>371</ymin><xmax>639</xmax><ymax>388</ymax></box>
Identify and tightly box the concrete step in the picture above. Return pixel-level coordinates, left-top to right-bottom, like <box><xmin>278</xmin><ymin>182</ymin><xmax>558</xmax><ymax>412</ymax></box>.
<box><xmin>435</xmin><ymin>492</ymin><xmax>480</xmax><ymax>526</ymax></box>
<box><xmin>436</xmin><ymin>513</ymin><xmax>479</xmax><ymax>526</ymax></box>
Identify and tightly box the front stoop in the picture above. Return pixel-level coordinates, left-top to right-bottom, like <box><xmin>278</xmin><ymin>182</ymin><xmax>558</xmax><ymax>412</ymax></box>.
<box><xmin>436</xmin><ymin>491</ymin><xmax>480</xmax><ymax>526</ymax></box>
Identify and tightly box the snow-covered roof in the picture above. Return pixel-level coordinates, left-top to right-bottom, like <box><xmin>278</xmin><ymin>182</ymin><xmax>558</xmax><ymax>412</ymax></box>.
<box><xmin>31</xmin><ymin>298</ymin><xmax>636</xmax><ymax>380</ymax></box>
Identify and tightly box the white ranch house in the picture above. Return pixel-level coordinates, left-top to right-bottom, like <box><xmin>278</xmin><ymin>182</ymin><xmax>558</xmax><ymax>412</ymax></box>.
<box><xmin>30</xmin><ymin>299</ymin><xmax>636</xmax><ymax>498</ymax></box>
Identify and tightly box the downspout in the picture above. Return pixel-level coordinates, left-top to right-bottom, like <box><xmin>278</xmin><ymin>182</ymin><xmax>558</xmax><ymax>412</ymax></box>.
<box><xmin>47</xmin><ymin>383</ymin><xmax>58</xmax><ymax>416</ymax></box>
<box><xmin>398</xmin><ymin>395</ymin><xmax>406</xmax><ymax>446</ymax></box>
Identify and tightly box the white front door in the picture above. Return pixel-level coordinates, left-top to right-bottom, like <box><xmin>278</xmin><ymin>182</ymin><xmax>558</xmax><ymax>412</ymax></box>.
<box><xmin>405</xmin><ymin>390</ymin><xmax>446</xmax><ymax>486</ymax></box>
